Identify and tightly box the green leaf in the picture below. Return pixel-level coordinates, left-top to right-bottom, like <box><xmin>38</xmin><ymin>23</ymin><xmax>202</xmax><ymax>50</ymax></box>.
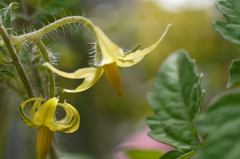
<box><xmin>196</xmin><ymin>89</ymin><xmax>240</xmax><ymax>159</ymax></box>
<box><xmin>0</xmin><ymin>70</ymin><xmax>14</xmax><ymax>77</ymax></box>
<box><xmin>227</xmin><ymin>59</ymin><xmax>240</xmax><ymax>88</ymax></box>
<box><xmin>0</xmin><ymin>2</ymin><xmax>19</xmax><ymax>28</ymax></box>
<box><xmin>160</xmin><ymin>149</ymin><xmax>196</xmax><ymax>159</ymax></box>
<box><xmin>146</xmin><ymin>50</ymin><xmax>203</xmax><ymax>151</ymax></box>
<box><xmin>126</xmin><ymin>149</ymin><xmax>164</xmax><ymax>159</ymax></box>
<box><xmin>38</xmin><ymin>0</ymin><xmax>80</xmax><ymax>14</ymax></box>
<box><xmin>213</xmin><ymin>0</ymin><xmax>240</xmax><ymax>47</ymax></box>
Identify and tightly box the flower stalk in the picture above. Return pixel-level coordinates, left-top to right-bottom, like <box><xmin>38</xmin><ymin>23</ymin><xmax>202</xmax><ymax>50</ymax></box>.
<box><xmin>34</xmin><ymin>39</ymin><xmax>55</xmax><ymax>98</ymax></box>
<box><xmin>11</xmin><ymin>16</ymin><xmax>96</xmax><ymax>45</ymax></box>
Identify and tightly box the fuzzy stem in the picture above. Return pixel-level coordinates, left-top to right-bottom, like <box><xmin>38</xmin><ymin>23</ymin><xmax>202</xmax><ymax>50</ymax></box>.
<box><xmin>0</xmin><ymin>22</ymin><xmax>35</xmax><ymax>98</ymax></box>
<box><xmin>11</xmin><ymin>16</ymin><xmax>96</xmax><ymax>44</ymax></box>
<box><xmin>34</xmin><ymin>39</ymin><xmax>55</xmax><ymax>98</ymax></box>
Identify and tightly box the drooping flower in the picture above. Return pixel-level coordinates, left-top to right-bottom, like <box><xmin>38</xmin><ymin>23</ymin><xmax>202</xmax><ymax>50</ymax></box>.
<box><xmin>43</xmin><ymin>24</ymin><xmax>172</xmax><ymax>97</ymax></box>
<box><xmin>20</xmin><ymin>97</ymin><xmax>80</xmax><ymax>159</ymax></box>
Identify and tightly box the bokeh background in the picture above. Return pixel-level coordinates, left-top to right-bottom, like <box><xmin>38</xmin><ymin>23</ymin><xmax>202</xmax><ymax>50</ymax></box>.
<box><xmin>1</xmin><ymin>0</ymin><xmax>240</xmax><ymax>159</ymax></box>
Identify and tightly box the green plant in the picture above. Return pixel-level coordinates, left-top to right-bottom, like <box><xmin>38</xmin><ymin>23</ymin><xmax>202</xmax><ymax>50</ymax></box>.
<box><xmin>144</xmin><ymin>0</ymin><xmax>240</xmax><ymax>158</ymax></box>
<box><xmin>1</xmin><ymin>0</ymin><xmax>240</xmax><ymax>159</ymax></box>
<box><xmin>0</xmin><ymin>1</ymin><xmax>170</xmax><ymax>159</ymax></box>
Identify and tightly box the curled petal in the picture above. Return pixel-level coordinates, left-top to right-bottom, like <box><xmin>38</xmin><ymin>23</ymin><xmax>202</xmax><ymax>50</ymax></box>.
<box><xmin>43</xmin><ymin>62</ymin><xmax>104</xmax><ymax>93</ymax></box>
<box><xmin>57</xmin><ymin>102</ymin><xmax>80</xmax><ymax>133</ymax></box>
<box><xmin>63</xmin><ymin>67</ymin><xmax>104</xmax><ymax>93</ymax></box>
<box><xmin>121</xmin><ymin>24</ymin><xmax>173</xmax><ymax>62</ymax></box>
<box><xmin>20</xmin><ymin>97</ymin><xmax>45</xmax><ymax>127</ymax></box>
<box><xmin>44</xmin><ymin>102</ymin><xmax>80</xmax><ymax>133</ymax></box>
<box><xmin>30</xmin><ymin>99</ymin><xmax>42</xmax><ymax>120</ymax></box>
<box><xmin>57</xmin><ymin>101</ymin><xmax>74</xmax><ymax>125</ymax></box>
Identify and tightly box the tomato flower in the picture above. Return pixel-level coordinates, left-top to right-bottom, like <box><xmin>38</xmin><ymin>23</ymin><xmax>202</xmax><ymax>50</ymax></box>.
<box><xmin>20</xmin><ymin>97</ymin><xmax>80</xmax><ymax>159</ymax></box>
<box><xmin>43</xmin><ymin>24</ymin><xmax>172</xmax><ymax>97</ymax></box>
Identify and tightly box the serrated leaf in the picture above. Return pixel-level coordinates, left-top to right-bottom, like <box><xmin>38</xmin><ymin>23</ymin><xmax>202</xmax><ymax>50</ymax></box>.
<box><xmin>126</xmin><ymin>149</ymin><xmax>164</xmax><ymax>159</ymax></box>
<box><xmin>146</xmin><ymin>50</ymin><xmax>203</xmax><ymax>152</ymax></box>
<box><xmin>0</xmin><ymin>70</ymin><xmax>14</xmax><ymax>77</ymax></box>
<box><xmin>196</xmin><ymin>89</ymin><xmax>240</xmax><ymax>159</ymax></box>
<box><xmin>0</xmin><ymin>2</ymin><xmax>19</xmax><ymax>28</ymax></box>
<box><xmin>213</xmin><ymin>0</ymin><xmax>240</xmax><ymax>47</ymax></box>
<box><xmin>38</xmin><ymin>0</ymin><xmax>80</xmax><ymax>14</ymax></box>
<box><xmin>160</xmin><ymin>149</ymin><xmax>195</xmax><ymax>159</ymax></box>
<box><xmin>227</xmin><ymin>59</ymin><xmax>240</xmax><ymax>88</ymax></box>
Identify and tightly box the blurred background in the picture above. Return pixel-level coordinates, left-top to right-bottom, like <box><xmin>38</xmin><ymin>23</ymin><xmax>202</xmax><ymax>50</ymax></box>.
<box><xmin>1</xmin><ymin>0</ymin><xmax>240</xmax><ymax>159</ymax></box>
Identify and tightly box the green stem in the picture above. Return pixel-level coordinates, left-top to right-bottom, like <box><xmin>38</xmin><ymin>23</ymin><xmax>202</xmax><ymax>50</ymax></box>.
<box><xmin>11</xmin><ymin>16</ymin><xmax>96</xmax><ymax>44</ymax></box>
<box><xmin>34</xmin><ymin>39</ymin><xmax>55</xmax><ymax>98</ymax></box>
<box><xmin>0</xmin><ymin>22</ymin><xmax>35</xmax><ymax>98</ymax></box>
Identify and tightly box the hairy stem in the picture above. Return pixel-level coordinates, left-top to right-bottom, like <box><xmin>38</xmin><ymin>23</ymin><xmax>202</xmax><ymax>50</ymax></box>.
<box><xmin>11</xmin><ymin>16</ymin><xmax>96</xmax><ymax>44</ymax></box>
<box><xmin>0</xmin><ymin>22</ymin><xmax>35</xmax><ymax>98</ymax></box>
<box><xmin>34</xmin><ymin>39</ymin><xmax>55</xmax><ymax>98</ymax></box>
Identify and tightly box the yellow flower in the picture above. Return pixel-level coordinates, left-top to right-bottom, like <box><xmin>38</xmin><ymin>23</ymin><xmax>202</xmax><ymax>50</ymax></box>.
<box><xmin>43</xmin><ymin>24</ymin><xmax>172</xmax><ymax>97</ymax></box>
<box><xmin>20</xmin><ymin>97</ymin><xmax>80</xmax><ymax>159</ymax></box>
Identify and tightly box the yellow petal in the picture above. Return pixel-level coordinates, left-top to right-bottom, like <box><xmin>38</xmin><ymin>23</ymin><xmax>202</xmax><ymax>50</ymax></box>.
<box><xmin>103</xmin><ymin>62</ymin><xmax>123</xmax><ymax>97</ymax></box>
<box><xmin>45</xmin><ymin>102</ymin><xmax>80</xmax><ymax>133</ymax></box>
<box><xmin>37</xmin><ymin>126</ymin><xmax>53</xmax><ymax>159</ymax></box>
<box><xmin>116</xmin><ymin>56</ymin><xmax>144</xmax><ymax>67</ymax></box>
<box><xmin>30</xmin><ymin>99</ymin><xmax>42</xmax><ymax>120</ymax></box>
<box><xmin>33</xmin><ymin>98</ymin><xmax>59</xmax><ymax>126</ymax></box>
<box><xmin>57</xmin><ymin>101</ymin><xmax>74</xmax><ymax>125</ymax></box>
<box><xmin>43</xmin><ymin>62</ymin><xmax>104</xmax><ymax>93</ymax></box>
<box><xmin>56</xmin><ymin>102</ymin><xmax>80</xmax><ymax>133</ymax></box>
<box><xmin>94</xmin><ymin>26</ymin><xmax>125</xmax><ymax>65</ymax></box>
<box><xmin>63</xmin><ymin>67</ymin><xmax>104</xmax><ymax>93</ymax></box>
<box><xmin>120</xmin><ymin>24</ymin><xmax>172</xmax><ymax>62</ymax></box>
<box><xmin>20</xmin><ymin>97</ymin><xmax>45</xmax><ymax>127</ymax></box>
